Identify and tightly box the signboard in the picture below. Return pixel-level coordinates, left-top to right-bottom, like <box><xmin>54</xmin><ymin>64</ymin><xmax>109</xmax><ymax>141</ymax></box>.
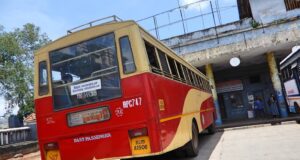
<box><xmin>67</xmin><ymin>107</ymin><xmax>110</xmax><ymax>127</ymax></box>
<box><xmin>284</xmin><ymin>79</ymin><xmax>299</xmax><ymax>96</ymax></box>
<box><xmin>216</xmin><ymin>80</ymin><xmax>243</xmax><ymax>93</ymax></box>
<box><xmin>71</xmin><ymin>79</ymin><xmax>101</xmax><ymax>95</ymax></box>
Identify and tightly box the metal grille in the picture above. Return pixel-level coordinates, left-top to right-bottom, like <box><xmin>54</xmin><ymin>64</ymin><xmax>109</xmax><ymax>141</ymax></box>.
<box><xmin>284</xmin><ymin>0</ymin><xmax>300</xmax><ymax>11</ymax></box>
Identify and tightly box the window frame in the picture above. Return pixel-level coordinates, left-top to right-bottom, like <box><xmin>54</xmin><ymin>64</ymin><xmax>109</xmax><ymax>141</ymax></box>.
<box><xmin>48</xmin><ymin>32</ymin><xmax>122</xmax><ymax>111</ymax></box>
<box><xmin>167</xmin><ymin>56</ymin><xmax>179</xmax><ymax>80</ymax></box>
<box><xmin>176</xmin><ymin>62</ymin><xmax>186</xmax><ymax>82</ymax></box>
<box><xmin>144</xmin><ymin>40</ymin><xmax>162</xmax><ymax>74</ymax></box>
<box><xmin>119</xmin><ymin>36</ymin><xmax>136</xmax><ymax>74</ymax></box>
<box><xmin>38</xmin><ymin>61</ymin><xmax>49</xmax><ymax>96</ymax></box>
<box><xmin>142</xmin><ymin>36</ymin><xmax>211</xmax><ymax>93</ymax></box>
<box><xmin>157</xmin><ymin>49</ymin><xmax>171</xmax><ymax>77</ymax></box>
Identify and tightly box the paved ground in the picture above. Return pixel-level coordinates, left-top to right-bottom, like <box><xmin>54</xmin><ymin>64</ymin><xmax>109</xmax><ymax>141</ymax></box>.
<box><xmin>9</xmin><ymin>122</ymin><xmax>300</xmax><ymax>160</ymax></box>
<box><xmin>7</xmin><ymin>151</ymin><xmax>40</xmax><ymax>160</ymax></box>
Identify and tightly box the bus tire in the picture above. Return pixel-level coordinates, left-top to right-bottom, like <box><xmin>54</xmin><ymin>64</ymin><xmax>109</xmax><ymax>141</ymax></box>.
<box><xmin>185</xmin><ymin>122</ymin><xmax>199</xmax><ymax>157</ymax></box>
<box><xmin>207</xmin><ymin>122</ymin><xmax>216</xmax><ymax>134</ymax></box>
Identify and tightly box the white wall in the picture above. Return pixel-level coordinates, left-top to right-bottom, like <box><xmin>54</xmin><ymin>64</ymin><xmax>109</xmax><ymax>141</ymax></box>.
<box><xmin>249</xmin><ymin>0</ymin><xmax>300</xmax><ymax>24</ymax></box>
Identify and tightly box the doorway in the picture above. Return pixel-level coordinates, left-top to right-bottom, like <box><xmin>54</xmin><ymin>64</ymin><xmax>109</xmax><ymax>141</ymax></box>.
<box><xmin>223</xmin><ymin>91</ymin><xmax>248</xmax><ymax>120</ymax></box>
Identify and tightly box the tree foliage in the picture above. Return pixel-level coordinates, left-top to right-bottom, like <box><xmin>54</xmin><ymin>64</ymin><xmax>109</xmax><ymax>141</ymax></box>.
<box><xmin>0</xmin><ymin>24</ymin><xmax>51</xmax><ymax>117</ymax></box>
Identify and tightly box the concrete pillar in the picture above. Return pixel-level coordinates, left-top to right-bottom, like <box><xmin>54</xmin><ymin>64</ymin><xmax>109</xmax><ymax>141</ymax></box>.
<box><xmin>266</xmin><ymin>52</ymin><xmax>288</xmax><ymax>117</ymax></box>
<box><xmin>205</xmin><ymin>64</ymin><xmax>222</xmax><ymax>125</ymax></box>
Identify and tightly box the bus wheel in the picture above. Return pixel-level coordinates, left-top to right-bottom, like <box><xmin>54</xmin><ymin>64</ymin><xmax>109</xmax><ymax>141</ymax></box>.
<box><xmin>207</xmin><ymin>122</ymin><xmax>216</xmax><ymax>134</ymax></box>
<box><xmin>185</xmin><ymin>122</ymin><xmax>199</xmax><ymax>157</ymax></box>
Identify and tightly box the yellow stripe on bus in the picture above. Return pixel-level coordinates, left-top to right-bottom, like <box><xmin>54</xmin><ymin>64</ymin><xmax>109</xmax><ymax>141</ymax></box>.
<box><xmin>159</xmin><ymin>108</ymin><xmax>214</xmax><ymax>123</ymax></box>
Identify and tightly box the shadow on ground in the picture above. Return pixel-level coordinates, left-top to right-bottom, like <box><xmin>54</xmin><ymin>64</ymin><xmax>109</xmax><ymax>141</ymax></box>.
<box><xmin>126</xmin><ymin>132</ymin><xmax>224</xmax><ymax>160</ymax></box>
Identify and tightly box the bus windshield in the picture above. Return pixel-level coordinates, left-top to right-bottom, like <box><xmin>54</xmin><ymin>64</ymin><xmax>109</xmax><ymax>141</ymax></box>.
<box><xmin>49</xmin><ymin>33</ymin><xmax>121</xmax><ymax>110</ymax></box>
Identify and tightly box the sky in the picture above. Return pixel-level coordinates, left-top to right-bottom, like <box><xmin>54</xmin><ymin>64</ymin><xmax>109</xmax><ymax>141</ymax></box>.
<box><xmin>0</xmin><ymin>0</ymin><xmax>237</xmax><ymax>116</ymax></box>
<box><xmin>0</xmin><ymin>0</ymin><xmax>180</xmax><ymax>40</ymax></box>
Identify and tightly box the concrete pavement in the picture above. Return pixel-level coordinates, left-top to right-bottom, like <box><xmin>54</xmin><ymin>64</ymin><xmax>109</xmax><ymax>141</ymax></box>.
<box><xmin>208</xmin><ymin>122</ymin><xmax>300</xmax><ymax>160</ymax></box>
<box><xmin>9</xmin><ymin>122</ymin><xmax>300</xmax><ymax>160</ymax></box>
<box><xmin>133</xmin><ymin>122</ymin><xmax>300</xmax><ymax>160</ymax></box>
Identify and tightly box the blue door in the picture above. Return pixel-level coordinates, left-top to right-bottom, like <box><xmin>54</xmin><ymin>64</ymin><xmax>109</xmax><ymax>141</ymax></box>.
<box><xmin>223</xmin><ymin>91</ymin><xmax>248</xmax><ymax>120</ymax></box>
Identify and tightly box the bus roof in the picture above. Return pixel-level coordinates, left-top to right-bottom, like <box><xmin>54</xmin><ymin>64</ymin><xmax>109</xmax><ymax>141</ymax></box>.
<box><xmin>35</xmin><ymin>20</ymin><xmax>136</xmax><ymax>55</ymax></box>
<box><xmin>35</xmin><ymin>19</ymin><xmax>207</xmax><ymax>79</ymax></box>
<box><xmin>280</xmin><ymin>46</ymin><xmax>300</xmax><ymax>70</ymax></box>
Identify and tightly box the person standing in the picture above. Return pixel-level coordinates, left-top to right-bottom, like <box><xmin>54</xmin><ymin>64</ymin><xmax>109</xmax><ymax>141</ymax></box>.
<box><xmin>254</xmin><ymin>97</ymin><xmax>264</xmax><ymax>118</ymax></box>
<box><xmin>268</xmin><ymin>94</ymin><xmax>279</xmax><ymax>118</ymax></box>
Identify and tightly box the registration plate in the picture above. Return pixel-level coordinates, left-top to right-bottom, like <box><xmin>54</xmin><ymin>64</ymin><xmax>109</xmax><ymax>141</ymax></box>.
<box><xmin>67</xmin><ymin>107</ymin><xmax>110</xmax><ymax>127</ymax></box>
<box><xmin>131</xmin><ymin>136</ymin><xmax>151</xmax><ymax>155</ymax></box>
<box><xmin>46</xmin><ymin>150</ymin><xmax>61</xmax><ymax>160</ymax></box>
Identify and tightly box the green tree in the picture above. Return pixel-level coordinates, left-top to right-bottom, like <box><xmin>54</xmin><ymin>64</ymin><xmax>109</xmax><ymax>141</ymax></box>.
<box><xmin>0</xmin><ymin>23</ymin><xmax>51</xmax><ymax>118</ymax></box>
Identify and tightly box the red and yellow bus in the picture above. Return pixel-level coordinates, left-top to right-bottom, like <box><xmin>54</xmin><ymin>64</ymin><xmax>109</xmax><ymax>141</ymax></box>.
<box><xmin>34</xmin><ymin>17</ymin><xmax>216</xmax><ymax>160</ymax></box>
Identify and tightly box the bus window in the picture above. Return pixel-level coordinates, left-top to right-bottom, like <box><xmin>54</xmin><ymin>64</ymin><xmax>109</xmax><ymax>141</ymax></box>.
<box><xmin>196</xmin><ymin>75</ymin><xmax>201</xmax><ymax>88</ymax></box>
<box><xmin>176</xmin><ymin>62</ymin><xmax>185</xmax><ymax>82</ymax></box>
<box><xmin>157</xmin><ymin>49</ymin><xmax>171</xmax><ymax>76</ymax></box>
<box><xmin>49</xmin><ymin>33</ymin><xmax>121</xmax><ymax>110</ymax></box>
<box><xmin>167</xmin><ymin>56</ymin><xmax>179</xmax><ymax>79</ymax></box>
<box><xmin>284</xmin><ymin>69</ymin><xmax>288</xmax><ymax>80</ymax></box>
<box><xmin>145</xmin><ymin>41</ymin><xmax>161</xmax><ymax>74</ymax></box>
<box><xmin>193</xmin><ymin>73</ymin><xmax>199</xmax><ymax>87</ymax></box>
<box><xmin>183</xmin><ymin>66</ymin><xmax>190</xmax><ymax>84</ymax></box>
<box><xmin>188</xmin><ymin>70</ymin><xmax>194</xmax><ymax>85</ymax></box>
<box><xmin>199</xmin><ymin>77</ymin><xmax>204</xmax><ymax>89</ymax></box>
<box><xmin>206</xmin><ymin>81</ymin><xmax>211</xmax><ymax>92</ymax></box>
<box><xmin>119</xmin><ymin>36</ymin><xmax>136</xmax><ymax>74</ymax></box>
<box><xmin>39</xmin><ymin>61</ymin><xmax>49</xmax><ymax>96</ymax></box>
<box><xmin>195</xmin><ymin>75</ymin><xmax>200</xmax><ymax>88</ymax></box>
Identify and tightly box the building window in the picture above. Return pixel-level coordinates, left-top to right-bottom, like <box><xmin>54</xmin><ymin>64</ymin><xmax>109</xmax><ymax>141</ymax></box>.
<box><xmin>249</xmin><ymin>75</ymin><xmax>261</xmax><ymax>84</ymax></box>
<box><xmin>284</xmin><ymin>0</ymin><xmax>300</xmax><ymax>11</ymax></box>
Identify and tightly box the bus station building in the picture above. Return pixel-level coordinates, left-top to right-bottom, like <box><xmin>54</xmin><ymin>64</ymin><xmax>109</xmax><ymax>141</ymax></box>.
<box><xmin>160</xmin><ymin>0</ymin><xmax>300</xmax><ymax>125</ymax></box>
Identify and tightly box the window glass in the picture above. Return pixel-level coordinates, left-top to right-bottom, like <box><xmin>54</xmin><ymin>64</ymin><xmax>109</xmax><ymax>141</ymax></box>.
<box><xmin>188</xmin><ymin>70</ymin><xmax>194</xmax><ymax>85</ymax></box>
<box><xmin>284</xmin><ymin>69</ymin><xmax>288</xmax><ymax>80</ymax></box>
<box><xmin>193</xmin><ymin>73</ymin><xmax>199</xmax><ymax>87</ymax></box>
<box><xmin>119</xmin><ymin>36</ymin><xmax>136</xmax><ymax>74</ymax></box>
<box><xmin>205</xmin><ymin>80</ymin><xmax>209</xmax><ymax>91</ymax></box>
<box><xmin>50</xmin><ymin>33</ymin><xmax>121</xmax><ymax>110</ymax></box>
<box><xmin>39</xmin><ymin>61</ymin><xmax>49</xmax><ymax>96</ymax></box>
<box><xmin>183</xmin><ymin>66</ymin><xmax>190</xmax><ymax>84</ymax></box>
<box><xmin>284</xmin><ymin>70</ymin><xmax>287</xmax><ymax>81</ymax></box>
<box><xmin>157</xmin><ymin>49</ymin><xmax>171</xmax><ymax>76</ymax></box>
<box><xmin>289</xmin><ymin>67</ymin><xmax>293</xmax><ymax>79</ymax></box>
<box><xmin>176</xmin><ymin>62</ymin><xmax>185</xmax><ymax>81</ymax></box>
<box><xmin>195</xmin><ymin>75</ymin><xmax>201</xmax><ymax>88</ymax></box>
<box><xmin>206</xmin><ymin>81</ymin><xmax>211</xmax><ymax>91</ymax></box>
<box><xmin>145</xmin><ymin>41</ymin><xmax>160</xmax><ymax>73</ymax></box>
<box><xmin>167</xmin><ymin>56</ymin><xmax>179</xmax><ymax>78</ymax></box>
<box><xmin>199</xmin><ymin>77</ymin><xmax>204</xmax><ymax>89</ymax></box>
